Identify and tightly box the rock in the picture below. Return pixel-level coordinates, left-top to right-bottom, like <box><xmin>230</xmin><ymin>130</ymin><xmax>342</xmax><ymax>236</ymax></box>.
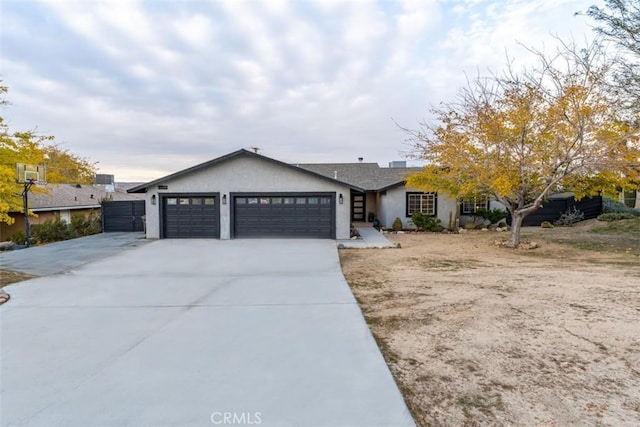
<box><xmin>337</xmin><ymin>243</ymin><xmax>345</xmax><ymax>249</ymax></box>
<box><xmin>519</xmin><ymin>241</ymin><xmax>539</xmax><ymax>250</ymax></box>
<box><xmin>481</xmin><ymin>228</ymin><xmax>489</xmax><ymax>232</ymax></box>
<box><xmin>350</xmin><ymin>236</ymin><xmax>359</xmax><ymax>240</ymax></box>
<box><xmin>541</xmin><ymin>221</ymin><xmax>554</xmax><ymax>228</ymax></box>
<box><xmin>397</xmin><ymin>231</ymin><xmax>405</xmax><ymax>234</ymax></box>
<box><xmin>0</xmin><ymin>290</ymin><xmax>10</xmax><ymax>305</ymax></box>
<box><xmin>459</xmin><ymin>228</ymin><xmax>467</xmax><ymax>233</ymax></box>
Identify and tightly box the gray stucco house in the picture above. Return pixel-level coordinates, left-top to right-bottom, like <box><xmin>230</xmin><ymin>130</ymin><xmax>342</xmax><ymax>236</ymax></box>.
<box><xmin>128</xmin><ymin>149</ymin><xmax>464</xmax><ymax>239</ymax></box>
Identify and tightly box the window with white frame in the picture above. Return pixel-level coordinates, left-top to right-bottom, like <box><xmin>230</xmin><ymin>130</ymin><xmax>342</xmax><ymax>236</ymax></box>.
<box><xmin>461</xmin><ymin>196</ymin><xmax>489</xmax><ymax>214</ymax></box>
<box><xmin>406</xmin><ymin>192</ymin><xmax>437</xmax><ymax>216</ymax></box>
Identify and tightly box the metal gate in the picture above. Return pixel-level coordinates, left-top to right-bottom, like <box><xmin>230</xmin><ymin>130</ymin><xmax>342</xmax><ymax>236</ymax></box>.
<box><xmin>102</xmin><ymin>200</ymin><xmax>146</xmax><ymax>232</ymax></box>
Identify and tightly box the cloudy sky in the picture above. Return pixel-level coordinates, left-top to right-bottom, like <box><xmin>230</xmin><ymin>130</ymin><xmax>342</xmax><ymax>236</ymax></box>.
<box><xmin>2</xmin><ymin>0</ymin><xmax>596</xmax><ymax>181</ymax></box>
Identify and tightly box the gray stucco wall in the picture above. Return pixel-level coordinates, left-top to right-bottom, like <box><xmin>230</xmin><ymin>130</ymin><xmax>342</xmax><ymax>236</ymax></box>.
<box><xmin>143</xmin><ymin>156</ymin><xmax>352</xmax><ymax>239</ymax></box>
<box><xmin>378</xmin><ymin>186</ymin><xmax>458</xmax><ymax>230</ymax></box>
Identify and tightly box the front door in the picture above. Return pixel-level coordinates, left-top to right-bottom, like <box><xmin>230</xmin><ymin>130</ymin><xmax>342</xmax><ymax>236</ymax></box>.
<box><xmin>351</xmin><ymin>192</ymin><xmax>366</xmax><ymax>222</ymax></box>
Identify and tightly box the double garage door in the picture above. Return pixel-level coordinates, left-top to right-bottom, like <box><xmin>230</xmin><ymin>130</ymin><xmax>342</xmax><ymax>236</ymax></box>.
<box><xmin>162</xmin><ymin>193</ymin><xmax>334</xmax><ymax>239</ymax></box>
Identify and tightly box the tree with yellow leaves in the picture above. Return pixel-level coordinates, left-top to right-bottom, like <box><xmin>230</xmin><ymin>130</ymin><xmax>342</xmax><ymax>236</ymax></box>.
<box><xmin>1</xmin><ymin>82</ymin><xmax>97</xmax><ymax>225</ymax></box>
<box><xmin>405</xmin><ymin>41</ymin><xmax>639</xmax><ymax>248</ymax></box>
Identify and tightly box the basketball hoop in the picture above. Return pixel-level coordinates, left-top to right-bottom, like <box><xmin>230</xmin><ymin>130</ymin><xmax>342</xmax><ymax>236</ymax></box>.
<box><xmin>15</xmin><ymin>163</ymin><xmax>47</xmax><ymax>247</ymax></box>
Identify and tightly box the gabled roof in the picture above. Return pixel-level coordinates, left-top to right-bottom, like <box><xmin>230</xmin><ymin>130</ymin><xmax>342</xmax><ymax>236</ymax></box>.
<box><xmin>297</xmin><ymin>163</ymin><xmax>423</xmax><ymax>191</ymax></box>
<box><xmin>127</xmin><ymin>149</ymin><xmax>363</xmax><ymax>193</ymax></box>
<box><xmin>25</xmin><ymin>183</ymin><xmax>144</xmax><ymax>211</ymax></box>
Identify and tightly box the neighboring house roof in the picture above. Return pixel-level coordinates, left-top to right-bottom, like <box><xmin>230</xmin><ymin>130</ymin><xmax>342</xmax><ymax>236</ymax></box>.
<box><xmin>25</xmin><ymin>183</ymin><xmax>144</xmax><ymax>212</ymax></box>
<box><xmin>127</xmin><ymin>149</ymin><xmax>364</xmax><ymax>193</ymax></box>
<box><xmin>296</xmin><ymin>163</ymin><xmax>423</xmax><ymax>191</ymax></box>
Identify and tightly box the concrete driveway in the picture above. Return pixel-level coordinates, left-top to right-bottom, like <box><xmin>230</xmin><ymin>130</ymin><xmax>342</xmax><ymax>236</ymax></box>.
<box><xmin>1</xmin><ymin>238</ymin><xmax>414</xmax><ymax>427</ymax></box>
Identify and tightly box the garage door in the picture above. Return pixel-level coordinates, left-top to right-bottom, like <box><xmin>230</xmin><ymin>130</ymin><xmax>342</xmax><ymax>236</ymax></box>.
<box><xmin>233</xmin><ymin>194</ymin><xmax>334</xmax><ymax>238</ymax></box>
<box><xmin>163</xmin><ymin>195</ymin><xmax>219</xmax><ymax>238</ymax></box>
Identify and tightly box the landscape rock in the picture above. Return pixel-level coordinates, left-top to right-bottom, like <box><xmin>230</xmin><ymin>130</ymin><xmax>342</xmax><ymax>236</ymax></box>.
<box><xmin>0</xmin><ymin>290</ymin><xmax>10</xmax><ymax>305</ymax></box>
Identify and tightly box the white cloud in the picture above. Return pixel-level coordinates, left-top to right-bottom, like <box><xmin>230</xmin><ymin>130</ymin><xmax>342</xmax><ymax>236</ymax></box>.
<box><xmin>1</xmin><ymin>0</ymin><xmax>597</xmax><ymax>181</ymax></box>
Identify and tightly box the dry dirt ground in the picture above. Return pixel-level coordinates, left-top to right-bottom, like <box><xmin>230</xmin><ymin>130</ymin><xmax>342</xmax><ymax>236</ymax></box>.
<box><xmin>340</xmin><ymin>221</ymin><xmax>640</xmax><ymax>427</ymax></box>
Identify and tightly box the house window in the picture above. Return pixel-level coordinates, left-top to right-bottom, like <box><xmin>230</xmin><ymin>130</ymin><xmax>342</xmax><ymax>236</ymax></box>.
<box><xmin>461</xmin><ymin>196</ymin><xmax>489</xmax><ymax>214</ymax></box>
<box><xmin>406</xmin><ymin>192</ymin><xmax>437</xmax><ymax>217</ymax></box>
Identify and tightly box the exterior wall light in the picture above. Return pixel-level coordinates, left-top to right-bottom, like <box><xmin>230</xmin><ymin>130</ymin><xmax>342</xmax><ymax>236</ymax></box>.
<box><xmin>222</xmin><ymin>194</ymin><xmax>227</xmax><ymax>205</ymax></box>
<box><xmin>151</xmin><ymin>194</ymin><xmax>157</xmax><ymax>205</ymax></box>
<box><xmin>339</xmin><ymin>193</ymin><xmax>343</xmax><ymax>204</ymax></box>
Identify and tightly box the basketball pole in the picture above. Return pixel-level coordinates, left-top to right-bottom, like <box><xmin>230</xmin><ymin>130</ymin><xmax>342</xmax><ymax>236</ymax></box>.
<box><xmin>22</xmin><ymin>179</ymin><xmax>35</xmax><ymax>247</ymax></box>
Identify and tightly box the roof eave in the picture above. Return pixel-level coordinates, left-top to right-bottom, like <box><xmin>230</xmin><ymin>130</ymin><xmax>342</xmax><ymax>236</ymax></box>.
<box><xmin>29</xmin><ymin>204</ymin><xmax>101</xmax><ymax>212</ymax></box>
<box><xmin>127</xmin><ymin>149</ymin><xmax>364</xmax><ymax>193</ymax></box>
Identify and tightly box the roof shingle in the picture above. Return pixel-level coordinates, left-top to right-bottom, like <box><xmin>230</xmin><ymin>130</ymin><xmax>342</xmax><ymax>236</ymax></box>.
<box><xmin>296</xmin><ymin>163</ymin><xmax>422</xmax><ymax>191</ymax></box>
<box><xmin>25</xmin><ymin>183</ymin><xmax>144</xmax><ymax>211</ymax></box>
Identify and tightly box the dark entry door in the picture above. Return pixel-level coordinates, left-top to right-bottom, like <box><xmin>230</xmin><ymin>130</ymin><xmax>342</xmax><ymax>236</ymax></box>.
<box><xmin>351</xmin><ymin>192</ymin><xmax>366</xmax><ymax>221</ymax></box>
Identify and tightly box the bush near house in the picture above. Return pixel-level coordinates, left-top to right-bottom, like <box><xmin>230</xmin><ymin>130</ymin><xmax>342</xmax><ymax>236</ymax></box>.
<box><xmin>411</xmin><ymin>212</ymin><xmax>444</xmax><ymax>232</ymax></box>
<box><xmin>602</xmin><ymin>197</ymin><xmax>640</xmax><ymax>216</ymax></box>
<box><xmin>9</xmin><ymin>211</ymin><xmax>101</xmax><ymax>245</ymax></box>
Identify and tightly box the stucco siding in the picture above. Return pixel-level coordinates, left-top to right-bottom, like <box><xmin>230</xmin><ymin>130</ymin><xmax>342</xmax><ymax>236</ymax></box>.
<box><xmin>379</xmin><ymin>186</ymin><xmax>457</xmax><ymax>230</ymax></box>
<box><xmin>143</xmin><ymin>156</ymin><xmax>352</xmax><ymax>239</ymax></box>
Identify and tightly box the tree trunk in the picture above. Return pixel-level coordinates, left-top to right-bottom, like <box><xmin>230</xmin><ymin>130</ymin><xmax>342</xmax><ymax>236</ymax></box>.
<box><xmin>506</xmin><ymin>213</ymin><xmax>524</xmax><ymax>248</ymax></box>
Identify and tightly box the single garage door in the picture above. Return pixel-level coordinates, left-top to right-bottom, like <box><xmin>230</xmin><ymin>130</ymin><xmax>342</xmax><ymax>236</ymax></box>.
<box><xmin>163</xmin><ymin>195</ymin><xmax>219</xmax><ymax>238</ymax></box>
<box><xmin>233</xmin><ymin>194</ymin><xmax>335</xmax><ymax>238</ymax></box>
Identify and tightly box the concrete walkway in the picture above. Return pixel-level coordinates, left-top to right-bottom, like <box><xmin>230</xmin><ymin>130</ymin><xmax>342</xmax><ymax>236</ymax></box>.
<box><xmin>1</xmin><ymin>239</ymin><xmax>414</xmax><ymax>427</ymax></box>
<box><xmin>337</xmin><ymin>225</ymin><xmax>396</xmax><ymax>248</ymax></box>
<box><xmin>0</xmin><ymin>232</ymin><xmax>148</xmax><ymax>276</ymax></box>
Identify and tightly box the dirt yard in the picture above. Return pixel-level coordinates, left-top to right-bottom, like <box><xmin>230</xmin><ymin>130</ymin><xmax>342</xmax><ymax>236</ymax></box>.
<box><xmin>340</xmin><ymin>221</ymin><xmax>640</xmax><ymax>426</ymax></box>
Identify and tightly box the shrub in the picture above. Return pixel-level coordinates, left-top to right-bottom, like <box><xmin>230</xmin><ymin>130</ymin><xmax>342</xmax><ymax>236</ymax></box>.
<box><xmin>29</xmin><ymin>212</ymin><xmax>102</xmax><ymax>245</ymax></box>
<box><xmin>597</xmin><ymin>212</ymin><xmax>636</xmax><ymax>221</ymax></box>
<box><xmin>10</xmin><ymin>230</ymin><xmax>26</xmax><ymax>245</ymax></box>
<box><xmin>392</xmin><ymin>217</ymin><xmax>403</xmax><ymax>231</ymax></box>
<box><xmin>602</xmin><ymin>197</ymin><xmax>640</xmax><ymax>216</ymax></box>
<box><xmin>554</xmin><ymin>206</ymin><xmax>584</xmax><ymax>226</ymax></box>
<box><xmin>411</xmin><ymin>212</ymin><xmax>443</xmax><ymax>232</ymax></box>
<box><xmin>475</xmin><ymin>208</ymin><xmax>508</xmax><ymax>224</ymax></box>
<box><xmin>31</xmin><ymin>218</ymin><xmax>75</xmax><ymax>244</ymax></box>
<box><xmin>70</xmin><ymin>211</ymin><xmax>101</xmax><ymax>236</ymax></box>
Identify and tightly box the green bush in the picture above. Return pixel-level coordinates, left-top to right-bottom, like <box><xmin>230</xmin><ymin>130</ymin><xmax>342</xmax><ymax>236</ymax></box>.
<box><xmin>411</xmin><ymin>212</ymin><xmax>443</xmax><ymax>232</ymax></box>
<box><xmin>10</xmin><ymin>230</ymin><xmax>26</xmax><ymax>245</ymax></box>
<box><xmin>30</xmin><ymin>211</ymin><xmax>102</xmax><ymax>245</ymax></box>
<box><xmin>602</xmin><ymin>197</ymin><xmax>640</xmax><ymax>216</ymax></box>
<box><xmin>392</xmin><ymin>217</ymin><xmax>403</xmax><ymax>231</ymax></box>
<box><xmin>475</xmin><ymin>208</ymin><xmax>508</xmax><ymax>224</ymax></box>
<box><xmin>597</xmin><ymin>212</ymin><xmax>636</xmax><ymax>222</ymax></box>
<box><xmin>31</xmin><ymin>218</ymin><xmax>75</xmax><ymax>244</ymax></box>
<box><xmin>70</xmin><ymin>211</ymin><xmax>101</xmax><ymax>236</ymax></box>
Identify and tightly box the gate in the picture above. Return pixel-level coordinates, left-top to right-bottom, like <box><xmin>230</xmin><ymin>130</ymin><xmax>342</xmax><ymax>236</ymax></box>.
<box><xmin>102</xmin><ymin>200</ymin><xmax>146</xmax><ymax>232</ymax></box>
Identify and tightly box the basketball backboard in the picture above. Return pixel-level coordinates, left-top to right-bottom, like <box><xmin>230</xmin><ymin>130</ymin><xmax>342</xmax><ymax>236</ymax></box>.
<box><xmin>16</xmin><ymin>163</ymin><xmax>46</xmax><ymax>185</ymax></box>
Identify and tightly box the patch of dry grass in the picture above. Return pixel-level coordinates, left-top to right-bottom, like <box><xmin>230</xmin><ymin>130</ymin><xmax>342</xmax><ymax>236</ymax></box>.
<box><xmin>340</xmin><ymin>225</ymin><xmax>640</xmax><ymax>426</ymax></box>
<box><xmin>0</xmin><ymin>269</ymin><xmax>35</xmax><ymax>288</ymax></box>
